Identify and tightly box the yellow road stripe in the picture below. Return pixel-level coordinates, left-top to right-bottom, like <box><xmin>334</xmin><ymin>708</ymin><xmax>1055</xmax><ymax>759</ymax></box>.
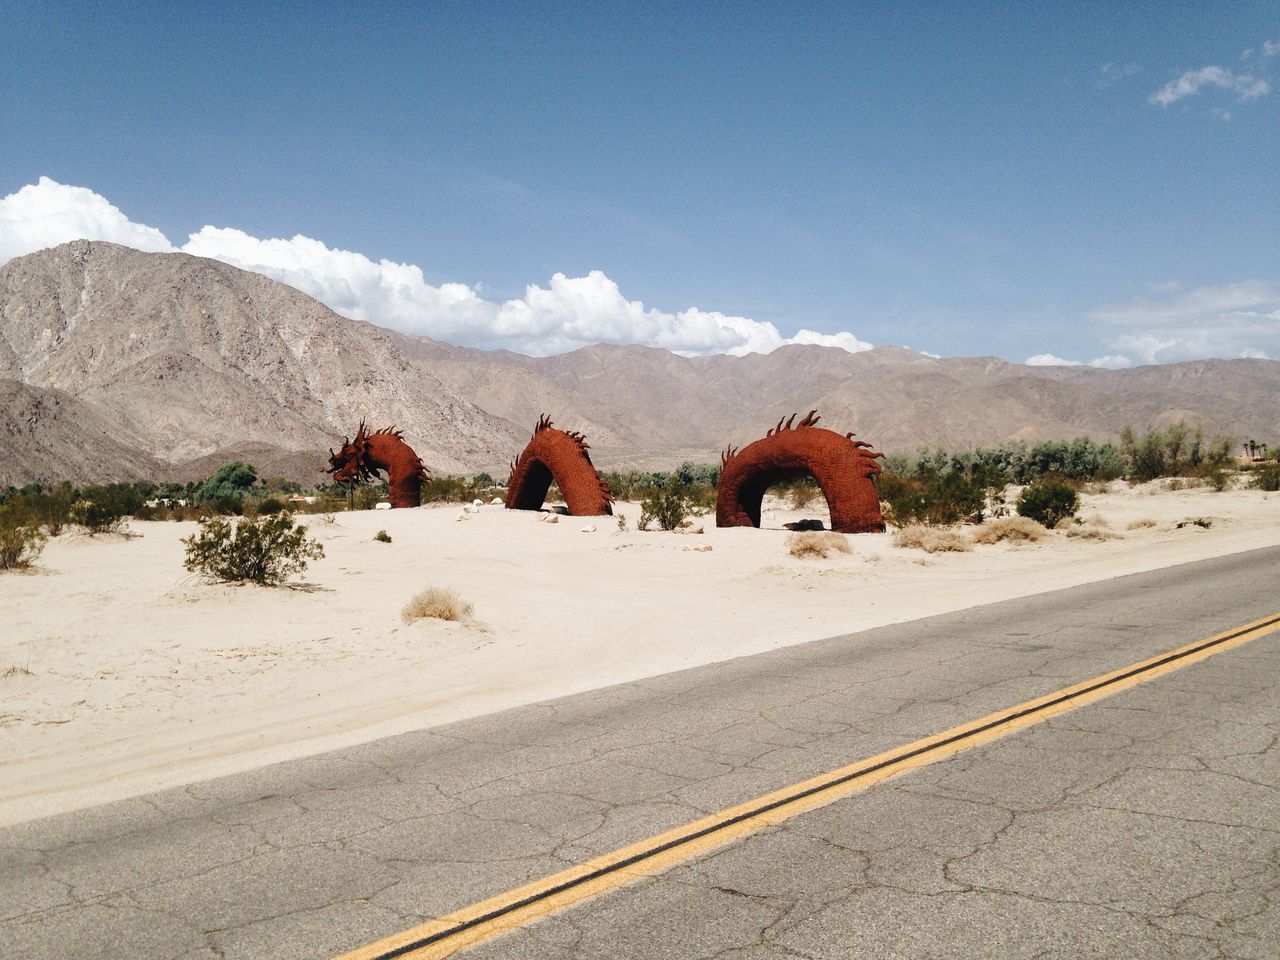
<box><xmin>334</xmin><ymin>612</ymin><xmax>1280</xmax><ymax>960</ymax></box>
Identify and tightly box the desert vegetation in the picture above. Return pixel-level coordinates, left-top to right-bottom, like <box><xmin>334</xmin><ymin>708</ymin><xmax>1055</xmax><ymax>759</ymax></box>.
<box><xmin>0</xmin><ymin>503</ymin><xmax>47</xmax><ymax>570</ymax></box>
<box><xmin>786</xmin><ymin>531</ymin><xmax>853</xmax><ymax>558</ymax></box>
<box><xmin>893</xmin><ymin>524</ymin><xmax>971</xmax><ymax>553</ymax></box>
<box><xmin>1016</xmin><ymin>479</ymin><xmax>1080</xmax><ymax>529</ymax></box>
<box><xmin>970</xmin><ymin>516</ymin><xmax>1048</xmax><ymax>544</ymax></box>
<box><xmin>402</xmin><ymin>587</ymin><xmax>473</xmax><ymax>623</ymax></box>
<box><xmin>181</xmin><ymin>512</ymin><xmax>324</xmax><ymax>585</ymax></box>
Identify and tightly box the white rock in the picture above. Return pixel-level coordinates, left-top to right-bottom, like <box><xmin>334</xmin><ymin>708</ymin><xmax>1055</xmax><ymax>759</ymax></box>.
<box><xmin>375</xmin><ymin>502</ymin><xmax>392</xmax><ymax>511</ymax></box>
<box><xmin>473</xmin><ymin>499</ymin><xmax>483</xmax><ymax>508</ymax></box>
<box><xmin>490</xmin><ymin>497</ymin><xmax>504</xmax><ymax>505</ymax></box>
<box><xmin>580</xmin><ymin>524</ymin><xmax>597</xmax><ymax>533</ymax></box>
<box><xmin>455</xmin><ymin>511</ymin><xmax>468</xmax><ymax>522</ymax></box>
<box><xmin>544</xmin><ymin>513</ymin><xmax>559</xmax><ymax>524</ymax></box>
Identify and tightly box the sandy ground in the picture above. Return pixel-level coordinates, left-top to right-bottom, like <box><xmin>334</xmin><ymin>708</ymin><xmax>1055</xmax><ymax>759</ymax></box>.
<box><xmin>3</xmin><ymin>481</ymin><xmax>1279</xmax><ymax>826</ymax></box>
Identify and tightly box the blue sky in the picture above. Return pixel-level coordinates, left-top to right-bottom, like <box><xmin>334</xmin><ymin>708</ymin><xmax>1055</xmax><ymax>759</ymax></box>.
<box><xmin>2</xmin><ymin>1</ymin><xmax>1278</xmax><ymax>363</ymax></box>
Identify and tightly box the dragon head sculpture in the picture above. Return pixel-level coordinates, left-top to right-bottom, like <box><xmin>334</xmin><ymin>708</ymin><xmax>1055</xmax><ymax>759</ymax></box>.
<box><xmin>326</xmin><ymin>421</ymin><xmax>377</xmax><ymax>484</ymax></box>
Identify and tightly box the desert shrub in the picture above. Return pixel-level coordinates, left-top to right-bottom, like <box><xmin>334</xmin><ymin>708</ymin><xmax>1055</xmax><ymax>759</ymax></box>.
<box><xmin>205</xmin><ymin>494</ymin><xmax>245</xmax><ymax>516</ymax></box>
<box><xmin>70</xmin><ymin>486</ymin><xmax>137</xmax><ymax>535</ymax></box>
<box><xmin>0</xmin><ymin>505</ymin><xmax>47</xmax><ymax>570</ymax></box>
<box><xmin>402</xmin><ymin>587</ymin><xmax>472</xmax><ymax>623</ymax></box>
<box><xmin>1126</xmin><ymin>518</ymin><xmax>1157</xmax><ymax>530</ymax></box>
<box><xmin>1120</xmin><ymin>423</ymin><xmax>1235</xmax><ymax>482</ymax></box>
<box><xmin>773</xmin><ymin>476</ymin><xmax>822</xmax><ymax>510</ymax></box>
<box><xmin>353</xmin><ymin>483</ymin><xmax>389</xmax><ymax>510</ymax></box>
<box><xmin>194</xmin><ymin>462</ymin><xmax>258</xmax><ymax>503</ymax></box>
<box><xmin>8</xmin><ymin>484</ymin><xmax>76</xmax><ymax>535</ymax></box>
<box><xmin>893</xmin><ymin>524</ymin><xmax>971</xmax><ymax>553</ymax></box>
<box><xmin>1065</xmin><ymin>525</ymin><xmax>1123</xmax><ymax>541</ymax></box>
<box><xmin>1253</xmin><ymin>465</ymin><xmax>1280</xmax><ymax>492</ymax></box>
<box><xmin>877</xmin><ymin>467</ymin><xmax>991</xmax><ymax>526</ymax></box>
<box><xmin>1205</xmin><ymin>468</ymin><xmax>1230</xmax><ymax>492</ymax></box>
<box><xmin>639</xmin><ymin>487</ymin><xmax>691</xmax><ymax>531</ymax></box>
<box><xmin>615</xmin><ymin>513</ymin><xmax>628</xmax><ymax>531</ymax></box>
<box><xmin>970</xmin><ymin>516</ymin><xmax>1047</xmax><ymax>544</ymax></box>
<box><xmin>182</xmin><ymin>512</ymin><xmax>324</xmax><ymax>585</ymax></box>
<box><xmin>422</xmin><ymin>476</ymin><xmax>471</xmax><ymax>503</ymax></box>
<box><xmin>373</xmin><ymin>529</ymin><xmax>392</xmax><ymax>543</ymax></box>
<box><xmin>787</xmin><ymin>531</ymin><xmax>852</xmax><ymax>558</ymax></box>
<box><xmin>1175</xmin><ymin>517</ymin><xmax>1213</xmax><ymax>529</ymax></box>
<box><xmin>1016</xmin><ymin>479</ymin><xmax>1079</xmax><ymax>529</ymax></box>
<box><xmin>255</xmin><ymin>497</ymin><xmax>287</xmax><ymax>515</ymax></box>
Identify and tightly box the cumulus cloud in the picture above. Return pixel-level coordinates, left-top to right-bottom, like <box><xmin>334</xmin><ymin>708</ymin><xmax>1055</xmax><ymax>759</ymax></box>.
<box><xmin>1149</xmin><ymin>65</ymin><xmax>1269</xmax><ymax>106</ymax></box>
<box><xmin>0</xmin><ymin>178</ymin><xmax>873</xmax><ymax>358</ymax></box>
<box><xmin>1089</xmin><ymin>354</ymin><xmax>1132</xmax><ymax>370</ymax></box>
<box><xmin>1264</xmin><ymin>40</ymin><xmax>1280</xmax><ymax>57</ymax></box>
<box><xmin>1025</xmin><ymin>354</ymin><xmax>1083</xmax><ymax>366</ymax></box>
<box><xmin>0</xmin><ymin>176</ymin><xmax>175</xmax><ymax>263</ymax></box>
<box><xmin>1025</xmin><ymin>353</ymin><xmax>1132</xmax><ymax>369</ymax></box>
<box><xmin>1089</xmin><ymin>281</ymin><xmax>1280</xmax><ymax>364</ymax></box>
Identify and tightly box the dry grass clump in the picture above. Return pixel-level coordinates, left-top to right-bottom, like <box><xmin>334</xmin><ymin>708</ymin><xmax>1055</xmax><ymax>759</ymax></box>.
<box><xmin>1126</xmin><ymin>518</ymin><xmax>1157</xmax><ymax>530</ymax></box>
<box><xmin>787</xmin><ymin>531</ymin><xmax>853</xmax><ymax>559</ymax></box>
<box><xmin>402</xmin><ymin>587</ymin><xmax>473</xmax><ymax>623</ymax></box>
<box><xmin>1064</xmin><ymin>525</ymin><xmax>1123</xmax><ymax>541</ymax></box>
<box><xmin>893</xmin><ymin>524</ymin><xmax>971</xmax><ymax>553</ymax></box>
<box><xmin>970</xmin><ymin>516</ymin><xmax>1047</xmax><ymax>545</ymax></box>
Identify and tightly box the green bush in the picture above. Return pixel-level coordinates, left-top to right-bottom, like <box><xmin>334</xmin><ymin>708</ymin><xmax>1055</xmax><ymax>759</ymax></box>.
<box><xmin>1253</xmin><ymin>465</ymin><xmax>1280</xmax><ymax>492</ymax></box>
<box><xmin>194</xmin><ymin>462</ymin><xmax>258</xmax><ymax>503</ymax></box>
<box><xmin>876</xmin><ymin>468</ymin><xmax>992</xmax><ymax>526</ymax></box>
<box><xmin>422</xmin><ymin>476</ymin><xmax>471</xmax><ymax>503</ymax></box>
<box><xmin>0</xmin><ymin>505</ymin><xmax>48</xmax><ymax>570</ymax></box>
<box><xmin>1120</xmin><ymin>423</ymin><xmax>1235</xmax><ymax>482</ymax></box>
<box><xmin>373</xmin><ymin>529</ymin><xmax>392</xmax><ymax>543</ymax></box>
<box><xmin>639</xmin><ymin>487</ymin><xmax>690</xmax><ymax>531</ymax></box>
<box><xmin>70</xmin><ymin>486</ymin><xmax>137</xmax><ymax>535</ymax></box>
<box><xmin>1016</xmin><ymin>479</ymin><xmax>1080</xmax><ymax>529</ymax></box>
<box><xmin>182</xmin><ymin>512</ymin><xmax>325</xmax><ymax>585</ymax></box>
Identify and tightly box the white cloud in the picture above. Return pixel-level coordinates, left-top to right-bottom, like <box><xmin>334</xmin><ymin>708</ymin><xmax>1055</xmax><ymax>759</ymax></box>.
<box><xmin>1149</xmin><ymin>65</ymin><xmax>1269</xmax><ymax>106</ymax></box>
<box><xmin>1089</xmin><ymin>281</ymin><xmax>1280</xmax><ymax>364</ymax></box>
<box><xmin>1025</xmin><ymin>352</ymin><xmax>1134</xmax><ymax>370</ymax></box>
<box><xmin>0</xmin><ymin>176</ymin><xmax>175</xmax><ymax>264</ymax></box>
<box><xmin>1088</xmin><ymin>354</ymin><xmax>1131</xmax><ymax>369</ymax></box>
<box><xmin>0</xmin><ymin>178</ymin><xmax>873</xmax><ymax>358</ymax></box>
<box><xmin>1025</xmin><ymin>354</ymin><xmax>1083</xmax><ymax>366</ymax></box>
<box><xmin>1264</xmin><ymin>40</ymin><xmax>1280</xmax><ymax>57</ymax></box>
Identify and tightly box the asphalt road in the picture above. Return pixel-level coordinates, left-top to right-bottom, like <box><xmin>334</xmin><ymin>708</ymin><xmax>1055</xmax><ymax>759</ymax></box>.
<box><xmin>3</xmin><ymin>545</ymin><xmax>1278</xmax><ymax>960</ymax></box>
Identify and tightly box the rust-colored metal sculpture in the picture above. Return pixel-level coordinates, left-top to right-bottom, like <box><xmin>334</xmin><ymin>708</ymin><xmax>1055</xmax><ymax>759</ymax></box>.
<box><xmin>717</xmin><ymin>410</ymin><xmax>886</xmax><ymax>533</ymax></box>
<box><xmin>327</xmin><ymin>421</ymin><xmax>431</xmax><ymax>508</ymax></box>
<box><xmin>505</xmin><ymin>415</ymin><xmax>613</xmax><ymax>516</ymax></box>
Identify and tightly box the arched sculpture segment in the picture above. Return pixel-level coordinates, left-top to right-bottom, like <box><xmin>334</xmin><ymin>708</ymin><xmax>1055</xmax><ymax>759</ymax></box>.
<box><xmin>505</xmin><ymin>415</ymin><xmax>613</xmax><ymax>516</ymax></box>
<box><xmin>327</xmin><ymin>422</ymin><xmax>431</xmax><ymax>508</ymax></box>
<box><xmin>717</xmin><ymin>410</ymin><xmax>886</xmax><ymax>533</ymax></box>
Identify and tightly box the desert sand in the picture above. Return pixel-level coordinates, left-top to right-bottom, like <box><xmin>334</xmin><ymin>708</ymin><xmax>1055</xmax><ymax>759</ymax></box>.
<box><xmin>2</xmin><ymin>480</ymin><xmax>1278</xmax><ymax>827</ymax></box>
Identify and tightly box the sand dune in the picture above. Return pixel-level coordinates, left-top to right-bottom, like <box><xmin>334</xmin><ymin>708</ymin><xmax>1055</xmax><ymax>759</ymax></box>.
<box><xmin>2</xmin><ymin>481</ymin><xmax>1278</xmax><ymax>826</ymax></box>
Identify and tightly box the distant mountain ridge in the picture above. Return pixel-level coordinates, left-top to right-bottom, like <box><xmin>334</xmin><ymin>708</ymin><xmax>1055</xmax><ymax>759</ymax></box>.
<box><xmin>2</xmin><ymin>240</ymin><xmax>1277</xmax><ymax>486</ymax></box>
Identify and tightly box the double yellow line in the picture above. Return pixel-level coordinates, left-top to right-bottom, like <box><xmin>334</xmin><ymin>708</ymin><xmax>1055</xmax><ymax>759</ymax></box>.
<box><xmin>336</xmin><ymin>612</ymin><xmax>1280</xmax><ymax>960</ymax></box>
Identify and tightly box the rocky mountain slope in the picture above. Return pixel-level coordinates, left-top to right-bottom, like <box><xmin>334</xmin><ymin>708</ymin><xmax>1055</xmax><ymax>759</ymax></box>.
<box><xmin>0</xmin><ymin>241</ymin><xmax>522</xmax><ymax>484</ymax></box>
<box><xmin>2</xmin><ymin>240</ymin><xmax>1277</xmax><ymax>486</ymax></box>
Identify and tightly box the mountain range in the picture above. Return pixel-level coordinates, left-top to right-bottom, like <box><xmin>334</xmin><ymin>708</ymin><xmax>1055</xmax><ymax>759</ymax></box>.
<box><xmin>2</xmin><ymin>240</ymin><xmax>1276</xmax><ymax>486</ymax></box>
